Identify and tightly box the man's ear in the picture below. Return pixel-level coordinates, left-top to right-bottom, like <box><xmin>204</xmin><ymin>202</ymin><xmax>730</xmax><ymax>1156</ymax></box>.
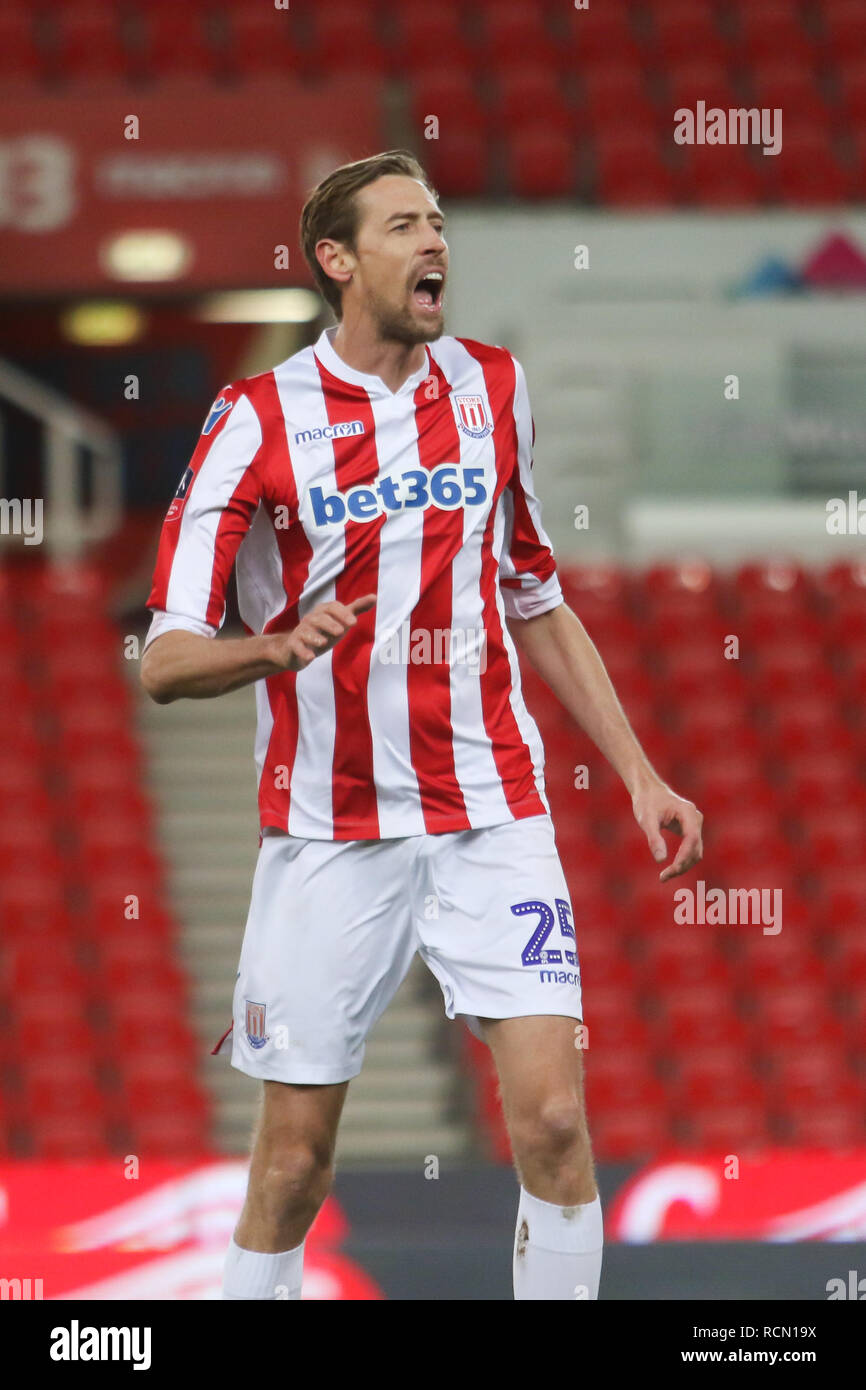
<box><xmin>315</xmin><ymin>239</ymin><xmax>355</xmax><ymax>291</ymax></box>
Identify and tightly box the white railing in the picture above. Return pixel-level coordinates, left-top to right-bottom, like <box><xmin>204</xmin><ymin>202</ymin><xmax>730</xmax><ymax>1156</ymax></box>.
<box><xmin>0</xmin><ymin>358</ymin><xmax>122</xmax><ymax>561</ymax></box>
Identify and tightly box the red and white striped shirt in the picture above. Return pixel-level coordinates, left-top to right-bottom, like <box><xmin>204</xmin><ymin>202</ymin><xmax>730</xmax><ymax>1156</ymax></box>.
<box><xmin>146</xmin><ymin>327</ymin><xmax>563</xmax><ymax>840</ymax></box>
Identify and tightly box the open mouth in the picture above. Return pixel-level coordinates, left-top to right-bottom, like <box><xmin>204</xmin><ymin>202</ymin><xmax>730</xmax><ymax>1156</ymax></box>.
<box><xmin>412</xmin><ymin>268</ymin><xmax>445</xmax><ymax>312</ymax></box>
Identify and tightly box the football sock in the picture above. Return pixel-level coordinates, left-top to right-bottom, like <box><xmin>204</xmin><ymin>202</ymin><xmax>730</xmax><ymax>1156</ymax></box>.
<box><xmin>221</xmin><ymin>1235</ymin><xmax>305</xmax><ymax>1300</ymax></box>
<box><xmin>513</xmin><ymin>1187</ymin><xmax>603</xmax><ymax>1301</ymax></box>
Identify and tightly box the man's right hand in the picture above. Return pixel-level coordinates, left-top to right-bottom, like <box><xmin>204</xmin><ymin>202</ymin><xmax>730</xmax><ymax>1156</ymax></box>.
<box><xmin>271</xmin><ymin>594</ymin><xmax>378</xmax><ymax>672</ymax></box>
<box><xmin>141</xmin><ymin>594</ymin><xmax>377</xmax><ymax>703</ymax></box>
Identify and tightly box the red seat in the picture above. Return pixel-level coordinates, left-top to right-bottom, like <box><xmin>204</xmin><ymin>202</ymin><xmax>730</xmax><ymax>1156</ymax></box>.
<box><xmin>410</xmin><ymin>71</ymin><xmax>487</xmax><ymax>135</ymax></box>
<box><xmin>563</xmin><ymin>3</ymin><xmax>641</xmax><ymax>67</ymax></box>
<box><xmin>821</xmin><ymin>0</ymin><xmax>866</xmax><ymax>61</ymax></box>
<box><xmin>310</xmin><ymin>4</ymin><xmax>386</xmax><ymax>74</ymax></box>
<box><xmin>637</xmin><ymin>929</ymin><xmax>732</xmax><ymax>989</ymax></box>
<box><xmin>0</xmin><ymin>11</ymin><xmax>42</xmax><ymax>81</ymax></box>
<box><xmin>506</xmin><ymin>126</ymin><xmax>576</xmax><ymax>198</ymax></box>
<box><xmin>493</xmin><ymin>66</ymin><xmax>572</xmax><ymax>135</ymax></box>
<box><xmin>783</xmin><ymin>1108</ymin><xmax>866</xmax><ymax>1148</ymax></box>
<box><xmin>673</xmin><ymin>1070</ymin><xmax>764</xmax><ymax>1111</ymax></box>
<box><xmin>106</xmin><ymin>1016</ymin><xmax>199</xmax><ymax>1058</ymax></box>
<box><xmin>658</xmin><ymin>1008</ymin><xmax>748</xmax><ymax>1051</ymax></box>
<box><xmin>649</xmin><ymin>0</ymin><xmax>728</xmax><ymax>65</ymax></box>
<box><xmin>585</xmin><ymin>1066</ymin><xmax>666</xmax><ymax>1113</ymax></box>
<box><xmin>667</xmin><ymin>60</ymin><xmax>739</xmax><ymax>114</ymax></box>
<box><xmin>731</xmin><ymin>934</ymin><xmax>822</xmax><ymax>989</ymax></box>
<box><xmin>21</xmin><ymin>1071</ymin><xmax>105</xmax><ymax>1119</ymax></box>
<box><xmin>28</xmin><ymin>1115</ymin><xmax>110</xmax><ymax>1159</ymax></box>
<box><xmin>686</xmin><ymin>1102</ymin><xmax>772</xmax><ymax>1149</ymax></box>
<box><xmin>55</xmin><ymin>7</ymin><xmax>129</xmax><ymax>80</ymax></box>
<box><xmin>142</xmin><ymin>10</ymin><xmax>220</xmax><ymax>78</ymax></box>
<box><xmin>581</xmin><ymin>63</ymin><xmax>658</xmax><ymax>130</ymax></box>
<box><xmin>225</xmin><ymin>5</ymin><xmax>300</xmax><ymax>76</ymax></box>
<box><xmin>734</xmin><ymin>1</ymin><xmax>814</xmax><ymax>64</ymax></box>
<box><xmin>423</xmin><ymin>129</ymin><xmax>490</xmax><ymax>197</ymax></box>
<box><xmin>477</xmin><ymin>2</ymin><xmax>557</xmax><ymax>69</ymax></box>
<box><xmin>126</xmin><ymin>1114</ymin><xmax>210</xmax><ymax>1156</ymax></box>
<box><xmin>591</xmin><ymin>1108</ymin><xmax>670</xmax><ymax>1160</ymax></box>
<box><xmin>679</xmin><ymin>145</ymin><xmax>764</xmax><ymax>209</ymax></box>
<box><xmin>393</xmin><ymin>5</ymin><xmax>471</xmax><ymax>73</ymax></box>
<box><xmin>773</xmin><ymin>130</ymin><xmax>851</xmax><ymax>206</ymax></box>
<box><xmin>594</xmin><ymin>129</ymin><xmax>675</xmax><ymax>208</ymax></box>
<box><xmin>748</xmin><ymin>58</ymin><xmax>830</xmax><ymax>122</ymax></box>
<box><xmin>746</xmin><ymin>984</ymin><xmax>844</xmax><ymax>1049</ymax></box>
<box><xmin>669</xmin><ymin>1041</ymin><xmax>754</xmax><ymax>1091</ymax></box>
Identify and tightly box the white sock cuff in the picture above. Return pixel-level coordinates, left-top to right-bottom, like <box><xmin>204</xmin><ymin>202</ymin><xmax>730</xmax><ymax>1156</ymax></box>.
<box><xmin>517</xmin><ymin>1188</ymin><xmax>603</xmax><ymax>1255</ymax></box>
<box><xmin>223</xmin><ymin>1236</ymin><xmax>305</xmax><ymax>1300</ymax></box>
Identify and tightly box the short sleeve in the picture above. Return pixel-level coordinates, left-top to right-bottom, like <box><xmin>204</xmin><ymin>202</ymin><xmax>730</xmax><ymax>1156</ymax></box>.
<box><xmin>145</xmin><ymin>385</ymin><xmax>263</xmax><ymax>646</ymax></box>
<box><xmin>499</xmin><ymin>355</ymin><xmax>563</xmax><ymax>621</ymax></box>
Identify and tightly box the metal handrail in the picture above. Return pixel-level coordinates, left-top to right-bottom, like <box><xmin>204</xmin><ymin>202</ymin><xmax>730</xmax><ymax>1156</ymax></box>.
<box><xmin>0</xmin><ymin>357</ymin><xmax>122</xmax><ymax>560</ymax></box>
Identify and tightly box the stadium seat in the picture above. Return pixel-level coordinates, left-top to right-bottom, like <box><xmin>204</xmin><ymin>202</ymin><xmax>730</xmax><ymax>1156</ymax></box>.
<box><xmin>423</xmin><ymin>129</ymin><xmax>490</xmax><ymax>198</ymax></box>
<box><xmin>772</xmin><ymin>129</ymin><xmax>852</xmax><ymax>205</ymax></box>
<box><xmin>685</xmin><ymin>1102</ymin><xmax>772</xmax><ymax>1150</ymax></box>
<box><xmin>594</xmin><ymin>130</ymin><xmax>677</xmax><ymax>208</ymax></box>
<box><xmin>475</xmin><ymin>2</ymin><xmax>557</xmax><ymax>70</ymax></box>
<box><xmin>733</xmin><ymin>1</ymin><xmax>815</xmax><ymax>65</ymax></box>
<box><xmin>591</xmin><ymin>1108</ymin><xmax>671</xmax><ymax>1160</ymax></box>
<box><xmin>310</xmin><ymin>4</ymin><xmax>387</xmax><ymax>75</ymax></box>
<box><xmin>580</xmin><ymin>62</ymin><xmax>659</xmax><ymax>131</ymax></box>
<box><xmin>821</xmin><ymin>0</ymin><xmax>866</xmax><ymax>61</ymax></box>
<box><xmin>562</xmin><ymin>2</ymin><xmax>642</xmax><ymax>68</ymax></box>
<box><xmin>54</xmin><ymin>7</ymin><xmax>130</xmax><ymax>81</ymax></box>
<box><xmin>648</xmin><ymin>0</ymin><xmax>728</xmax><ymax>66</ymax></box>
<box><xmin>748</xmin><ymin>57</ymin><xmax>831</xmax><ymax>123</ymax></box>
<box><xmin>0</xmin><ymin>10</ymin><xmax>42</xmax><ymax>82</ymax></box>
<box><xmin>782</xmin><ymin>1108</ymin><xmax>866</xmax><ymax>1148</ymax></box>
<box><xmin>28</xmin><ymin>1115</ymin><xmax>111</xmax><ymax>1159</ymax></box>
<box><xmin>225</xmin><ymin>4</ymin><xmax>301</xmax><ymax>77</ymax></box>
<box><xmin>140</xmin><ymin>9</ymin><xmax>221</xmax><ymax>79</ymax></box>
<box><xmin>678</xmin><ymin>145</ymin><xmax>764</xmax><ymax>208</ymax></box>
<box><xmin>392</xmin><ymin>4</ymin><xmax>472</xmax><ymax>74</ymax></box>
<box><xmin>409</xmin><ymin>68</ymin><xmax>489</xmax><ymax>136</ymax></box>
<box><xmin>505</xmin><ymin>126</ymin><xmax>577</xmax><ymax>199</ymax></box>
<box><xmin>492</xmin><ymin>67</ymin><xmax>573</xmax><ymax>135</ymax></box>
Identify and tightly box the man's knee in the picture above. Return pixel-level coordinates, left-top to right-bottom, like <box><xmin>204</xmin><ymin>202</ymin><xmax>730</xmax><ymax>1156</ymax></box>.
<box><xmin>255</xmin><ymin>1139</ymin><xmax>333</xmax><ymax>1215</ymax></box>
<box><xmin>511</xmin><ymin>1094</ymin><xmax>590</xmax><ymax>1168</ymax></box>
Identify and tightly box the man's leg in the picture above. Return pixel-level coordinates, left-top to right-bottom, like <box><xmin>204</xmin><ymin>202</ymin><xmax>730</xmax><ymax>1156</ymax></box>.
<box><xmin>479</xmin><ymin>1014</ymin><xmax>602</xmax><ymax>1301</ymax></box>
<box><xmin>223</xmin><ymin>1077</ymin><xmax>348</xmax><ymax>1299</ymax></box>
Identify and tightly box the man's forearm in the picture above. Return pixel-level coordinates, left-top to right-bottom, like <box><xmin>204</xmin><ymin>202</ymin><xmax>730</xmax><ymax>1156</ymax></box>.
<box><xmin>507</xmin><ymin>602</ymin><xmax>662</xmax><ymax>797</ymax></box>
<box><xmin>140</xmin><ymin>629</ymin><xmax>284</xmax><ymax>704</ymax></box>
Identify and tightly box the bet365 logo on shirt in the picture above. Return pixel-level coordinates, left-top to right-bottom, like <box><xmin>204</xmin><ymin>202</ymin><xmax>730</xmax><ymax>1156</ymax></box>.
<box><xmin>304</xmin><ymin>463</ymin><xmax>488</xmax><ymax>528</ymax></box>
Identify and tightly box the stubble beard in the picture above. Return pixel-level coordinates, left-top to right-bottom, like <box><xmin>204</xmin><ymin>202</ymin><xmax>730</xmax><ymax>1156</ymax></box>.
<box><xmin>368</xmin><ymin>285</ymin><xmax>445</xmax><ymax>347</ymax></box>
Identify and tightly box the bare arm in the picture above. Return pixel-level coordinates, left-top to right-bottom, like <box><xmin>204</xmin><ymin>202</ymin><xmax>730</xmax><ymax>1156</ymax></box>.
<box><xmin>507</xmin><ymin>601</ymin><xmax>703</xmax><ymax>881</ymax></box>
<box><xmin>140</xmin><ymin>594</ymin><xmax>376</xmax><ymax>704</ymax></box>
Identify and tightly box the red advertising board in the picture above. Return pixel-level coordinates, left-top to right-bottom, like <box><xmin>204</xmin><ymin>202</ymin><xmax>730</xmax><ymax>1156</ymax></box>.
<box><xmin>609</xmin><ymin>1152</ymin><xmax>866</xmax><ymax>1242</ymax></box>
<box><xmin>0</xmin><ymin>78</ymin><xmax>383</xmax><ymax>293</ymax></box>
<box><xmin>0</xmin><ymin>1160</ymin><xmax>381</xmax><ymax>1299</ymax></box>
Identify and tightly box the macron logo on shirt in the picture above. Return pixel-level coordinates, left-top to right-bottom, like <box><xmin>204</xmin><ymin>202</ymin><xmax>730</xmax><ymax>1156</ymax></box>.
<box><xmin>202</xmin><ymin>396</ymin><xmax>234</xmax><ymax>435</ymax></box>
<box><xmin>294</xmin><ymin>420</ymin><xmax>366</xmax><ymax>445</ymax></box>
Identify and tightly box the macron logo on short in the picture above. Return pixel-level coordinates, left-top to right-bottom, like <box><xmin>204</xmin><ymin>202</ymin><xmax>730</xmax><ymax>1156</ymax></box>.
<box><xmin>294</xmin><ymin>420</ymin><xmax>366</xmax><ymax>445</ymax></box>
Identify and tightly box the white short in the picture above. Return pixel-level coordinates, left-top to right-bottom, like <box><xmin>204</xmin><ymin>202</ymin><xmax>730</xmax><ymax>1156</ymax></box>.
<box><xmin>222</xmin><ymin>813</ymin><xmax>583</xmax><ymax>1085</ymax></box>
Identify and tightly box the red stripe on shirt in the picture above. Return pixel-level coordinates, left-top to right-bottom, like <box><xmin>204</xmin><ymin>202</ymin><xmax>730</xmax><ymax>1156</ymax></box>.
<box><xmin>408</xmin><ymin>352</ymin><xmax>471</xmax><ymax>832</ymax></box>
<box><xmin>244</xmin><ymin>371</ymin><xmax>312</xmax><ymax>832</ymax></box>
<box><xmin>315</xmin><ymin>360</ymin><xmax>381</xmax><ymax>838</ymax></box>
<box><xmin>461</xmin><ymin>342</ymin><xmax>547</xmax><ymax>819</ymax></box>
<box><xmin>147</xmin><ymin>388</ymin><xmax>243</xmax><ymax>616</ymax></box>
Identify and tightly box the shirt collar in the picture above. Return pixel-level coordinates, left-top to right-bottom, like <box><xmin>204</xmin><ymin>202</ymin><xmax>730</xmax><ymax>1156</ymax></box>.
<box><xmin>313</xmin><ymin>326</ymin><xmax>432</xmax><ymax>398</ymax></box>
